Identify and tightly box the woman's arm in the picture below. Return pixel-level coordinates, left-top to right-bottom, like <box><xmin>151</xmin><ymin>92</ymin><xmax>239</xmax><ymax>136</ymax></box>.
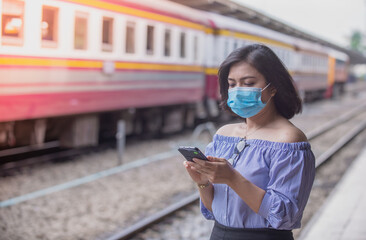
<box><xmin>227</xmin><ymin>170</ymin><xmax>266</xmax><ymax>213</ymax></box>
<box><xmin>198</xmin><ymin>182</ymin><xmax>214</xmax><ymax>212</ymax></box>
<box><xmin>183</xmin><ymin>161</ymin><xmax>214</xmax><ymax>211</ymax></box>
<box><xmin>189</xmin><ymin>157</ymin><xmax>265</xmax><ymax>213</ymax></box>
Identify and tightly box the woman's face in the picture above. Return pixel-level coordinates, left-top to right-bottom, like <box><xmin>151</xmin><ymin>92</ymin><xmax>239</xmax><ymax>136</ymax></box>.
<box><xmin>227</xmin><ymin>61</ymin><xmax>272</xmax><ymax>102</ymax></box>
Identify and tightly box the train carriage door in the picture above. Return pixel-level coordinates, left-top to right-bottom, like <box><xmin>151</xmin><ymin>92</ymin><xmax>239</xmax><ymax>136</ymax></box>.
<box><xmin>163</xmin><ymin>28</ymin><xmax>172</xmax><ymax>58</ymax></box>
<box><xmin>74</xmin><ymin>11</ymin><xmax>88</xmax><ymax>50</ymax></box>
<box><xmin>125</xmin><ymin>21</ymin><xmax>136</xmax><ymax>54</ymax></box>
<box><xmin>179</xmin><ymin>31</ymin><xmax>186</xmax><ymax>59</ymax></box>
<box><xmin>41</xmin><ymin>5</ymin><xmax>58</xmax><ymax>48</ymax></box>
<box><xmin>102</xmin><ymin>16</ymin><xmax>113</xmax><ymax>52</ymax></box>
<box><xmin>146</xmin><ymin>24</ymin><xmax>155</xmax><ymax>56</ymax></box>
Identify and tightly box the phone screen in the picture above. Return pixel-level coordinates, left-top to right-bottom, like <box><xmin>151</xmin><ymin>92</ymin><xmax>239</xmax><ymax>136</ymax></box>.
<box><xmin>178</xmin><ymin>146</ymin><xmax>208</xmax><ymax>161</ymax></box>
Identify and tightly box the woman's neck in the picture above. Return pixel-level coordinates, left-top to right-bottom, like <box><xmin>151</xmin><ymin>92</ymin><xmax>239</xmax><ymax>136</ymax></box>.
<box><xmin>245</xmin><ymin>101</ymin><xmax>279</xmax><ymax>130</ymax></box>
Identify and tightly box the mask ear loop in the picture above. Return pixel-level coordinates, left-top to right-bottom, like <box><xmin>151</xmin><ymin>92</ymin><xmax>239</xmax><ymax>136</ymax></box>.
<box><xmin>261</xmin><ymin>83</ymin><xmax>273</xmax><ymax>104</ymax></box>
<box><xmin>261</xmin><ymin>83</ymin><xmax>271</xmax><ymax>92</ymax></box>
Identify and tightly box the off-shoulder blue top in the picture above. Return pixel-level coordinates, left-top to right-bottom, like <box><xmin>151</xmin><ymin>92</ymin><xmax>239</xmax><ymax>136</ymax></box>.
<box><xmin>201</xmin><ymin>134</ymin><xmax>315</xmax><ymax>230</ymax></box>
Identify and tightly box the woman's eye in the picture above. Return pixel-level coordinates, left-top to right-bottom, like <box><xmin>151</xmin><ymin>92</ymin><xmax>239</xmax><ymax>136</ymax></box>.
<box><xmin>228</xmin><ymin>84</ymin><xmax>236</xmax><ymax>88</ymax></box>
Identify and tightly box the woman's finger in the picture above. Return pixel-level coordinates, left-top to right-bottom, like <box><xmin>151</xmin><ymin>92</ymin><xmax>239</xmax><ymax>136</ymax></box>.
<box><xmin>188</xmin><ymin>160</ymin><xmax>212</xmax><ymax>174</ymax></box>
<box><xmin>192</xmin><ymin>158</ymin><xmax>209</xmax><ymax>165</ymax></box>
<box><xmin>207</xmin><ymin>156</ymin><xmax>227</xmax><ymax>162</ymax></box>
<box><xmin>192</xmin><ymin>158</ymin><xmax>215</xmax><ymax>171</ymax></box>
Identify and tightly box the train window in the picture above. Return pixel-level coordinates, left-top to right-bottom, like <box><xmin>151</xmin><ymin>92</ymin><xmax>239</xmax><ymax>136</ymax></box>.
<box><xmin>164</xmin><ymin>29</ymin><xmax>171</xmax><ymax>57</ymax></box>
<box><xmin>278</xmin><ymin>49</ymin><xmax>284</xmax><ymax>61</ymax></box>
<box><xmin>228</xmin><ymin>40</ymin><xmax>233</xmax><ymax>55</ymax></box>
<box><xmin>233</xmin><ymin>40</ymin><xmax>238</xmax><ymax>50</ymax></box>
<box><xmin>302</xmin><ymin>55</ymin><xmax>307</xmax><ymax>66</ymax></box>
<box><xmin>282</xmin><ymin>50</ymin><xmax>286</xmax><ymax>62</ymax></box>
<box><xmin>180</xmin><ymin>32</ymin><xmax>186</xmax><ymax>58</ymax></box>
<box><xmin>41</xmin><ymin>6</ymin><xmax>58</xmax><ymax>48</ymax></box>
<box><xmin>125</xmin><ymin>21</ymin><xmax>135</xmax><ymax>53</ymax></box>
<box><xmin>224</xmin><ymin>39</ymin><xmax>229</xmax><ymax>57</ymax></box>
<box><xmin>285</xmin><ymin>51</ymin><xmax>290</xmax><ymax>66</ymax></box>
<box><xmin>1</xmin><ymin>0</ymin><xmax>24</xmax><ymax>46</ymax></box>
<box><xmin>146</xmin><ymin>25</ymin><xmax>154</xmax><ymax>55</ymax></box>
<box><xmin>193</xmin><ymin>35</ymin><xmax>198</xmax><ymax>61</ymax></box>
<box><xmin>102</xmin><ymin>17</ymin><xmax>113</xmax><ymax>52</ymax></box>
<box><xmin>74</xmin><ymin>12</ymin><xmax>88</xmax><ymax>50</ymax></box>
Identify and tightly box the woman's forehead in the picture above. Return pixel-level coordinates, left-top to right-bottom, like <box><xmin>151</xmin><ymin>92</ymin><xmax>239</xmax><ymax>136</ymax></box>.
<box><xmin>228</xmin><ymin>62</ymin><xmax>263</xmax><ymax>79</ymax></box>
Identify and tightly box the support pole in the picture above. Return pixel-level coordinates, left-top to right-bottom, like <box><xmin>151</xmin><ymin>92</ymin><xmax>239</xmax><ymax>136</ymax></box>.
<box><xmin>116</xmin><ymin>120</ymin><xmax>126</xmax><ymax>165</ymax></box>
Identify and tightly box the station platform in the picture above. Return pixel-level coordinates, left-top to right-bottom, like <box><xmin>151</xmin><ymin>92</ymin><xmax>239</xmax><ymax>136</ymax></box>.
<box><xmin>298</xmin><ymin>145</ymin><xmax>366</xmax><ymax>240</ymax></box>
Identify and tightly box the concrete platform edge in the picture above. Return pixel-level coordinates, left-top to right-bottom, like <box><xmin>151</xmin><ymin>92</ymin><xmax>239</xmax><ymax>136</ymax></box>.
<box><xmin>297</xmin><ymin>145</ymin><xmax>366</xmax><ymax>240</ymax></box>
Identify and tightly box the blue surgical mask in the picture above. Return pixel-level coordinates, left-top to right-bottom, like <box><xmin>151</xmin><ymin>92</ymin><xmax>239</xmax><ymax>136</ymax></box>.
<box><xmin>227</xmin><ymin>83</ymin><xmax>271</xmax><ymax>118</ymax></box>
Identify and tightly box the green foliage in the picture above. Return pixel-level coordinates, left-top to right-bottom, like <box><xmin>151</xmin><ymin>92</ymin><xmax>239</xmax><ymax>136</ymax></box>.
<box><xmin>350</xmin><ymin>30</ymin><xmax>365</xmax><ymax>53</ymax></box>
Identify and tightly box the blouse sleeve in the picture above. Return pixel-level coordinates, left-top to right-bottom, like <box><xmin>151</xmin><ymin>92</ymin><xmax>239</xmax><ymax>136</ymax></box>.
<box><xmin>199</xmin><ymin>141</ymin><xmax>216</xmax><ymax>220</ymax></box>
<box><xmin>257</xmin><ymin>147</ymin><xmax>315</xmax><ymax>229</ymax></box>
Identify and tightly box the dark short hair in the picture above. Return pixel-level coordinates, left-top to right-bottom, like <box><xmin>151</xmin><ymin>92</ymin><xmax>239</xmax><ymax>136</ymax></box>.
<box><xmin>218</xmin><ymin>44</ymin><xmax>302</xmax><ymax>119</ymax></box>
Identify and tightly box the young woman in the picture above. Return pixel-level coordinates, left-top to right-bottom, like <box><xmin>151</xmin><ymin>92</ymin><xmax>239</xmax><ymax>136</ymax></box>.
<box><xmin>183</xmin><ymin>44</ymin><xmax>315</xmax><ymax>240</ymax></box>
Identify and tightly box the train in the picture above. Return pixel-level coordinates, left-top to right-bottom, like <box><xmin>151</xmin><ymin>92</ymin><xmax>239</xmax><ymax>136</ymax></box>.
<box><xmin>0</xmin><ymin>0</ymin><xmax>349</xmax><ymax>149</ymax></box>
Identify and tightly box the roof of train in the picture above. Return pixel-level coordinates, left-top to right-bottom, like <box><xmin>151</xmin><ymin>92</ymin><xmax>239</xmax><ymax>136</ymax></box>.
<box><xmin>117</xmin><ymin>0</ymin><xmax>213</xmax><ymax>27</ymax></box>
<box><xmin>121</xmin><ymin>0</ymin><xmax>335</xmax><ymax>56</ymax></box>
<box><xmin>206</xmin><ymin>12</ymin><xmax>294</xmax><ymax>45</ymax></box>
<box><xmin>328</xmin><ymin>49</ymin><xmax>350</xmax><ymax>61</ymax></box>
<box><xmin>207</xmin><ymin>12</ymin><xmax>331</xmax><ymax>54</ymax></box>
<box><xmin>168</xmin><ymin>0</ymin><xmax>366</xmax><ymax>64</ymax></box>
<box><xmin>113</xmin><ymin>1</ymin><xmax>348</xmax><ymax>57</ymax></box>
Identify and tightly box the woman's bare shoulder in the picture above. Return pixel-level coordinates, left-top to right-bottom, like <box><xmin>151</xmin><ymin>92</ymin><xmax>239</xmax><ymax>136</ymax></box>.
<box><xmin>216</xmin><ymin>123</ymin><xmax>241</xmax><ymax>136</ymax></box>
<box><xmin>276</xmin><ymin>122</ymin><xmax>308</xmax><ymax>143</ymax></box>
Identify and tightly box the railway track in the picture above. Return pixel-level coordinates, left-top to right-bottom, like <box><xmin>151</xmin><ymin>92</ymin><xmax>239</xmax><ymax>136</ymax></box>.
<box><xmin>106</xmin><ymin>102</ymin><xmax>366</xmax><ymax>240</ymax></box>
<box><xmin>0</xmin><ymin>141</ymin><xmax>60</xmax><ymax>161</ymax></box>
<box><xmin>0</xmin><ymin>141</ymin><xmax>118</xmax><ymax>175</ymax></box>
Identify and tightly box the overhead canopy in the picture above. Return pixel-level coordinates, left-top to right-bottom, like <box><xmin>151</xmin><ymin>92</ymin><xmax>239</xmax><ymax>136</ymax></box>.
<box><xmin>169</xmin><ymin>0</ymin><xmax>366</xmax><ymax>64</ymax></box>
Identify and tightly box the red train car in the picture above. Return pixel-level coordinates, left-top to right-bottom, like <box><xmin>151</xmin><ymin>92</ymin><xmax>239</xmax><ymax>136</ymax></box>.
<box><xmin>0</xmin><ymin>0</ymin><xmax>212</xmax><ymax>148</ymax></box>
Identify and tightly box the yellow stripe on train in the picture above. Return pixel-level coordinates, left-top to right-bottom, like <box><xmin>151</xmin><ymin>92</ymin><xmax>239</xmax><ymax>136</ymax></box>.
<box><xmin>0</xmin><ymin>57</ymin><xmax>205</xmax><ymax>72</ymax></box>
<box><xmin>205</xmin><ymin>68</ymin><xmax>218</xmax><ymax>75</ymax></box>
<box><xmin>0</xmin><ymin>57</ymin><xmax>103</xmax><ymax>68</ymax></box>
<box><xmin>114</xmin><ymin>62</ymin><xmax>204</xmax><ymax>72</ymax></box>
<box><xmin>218</xmin><ymin>30</ymin><xmax>293</xmax><ymax>49</ymax></box>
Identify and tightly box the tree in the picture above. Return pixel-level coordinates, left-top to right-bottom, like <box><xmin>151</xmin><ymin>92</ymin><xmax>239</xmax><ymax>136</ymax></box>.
<box><xmin>350</xmin><ymin>30</ymin><xmax>364</xmax><ymax>53</ymax></box>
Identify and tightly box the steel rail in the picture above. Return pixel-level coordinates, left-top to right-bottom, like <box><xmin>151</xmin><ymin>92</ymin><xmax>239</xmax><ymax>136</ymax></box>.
<box><xmin>306</xmin><ymin>102</ymin><xmax>366</xmax><ymax>140</ymax></box>
<box><xmin>0</xmin><ymin>141</ymin><xmax>59</xmax><ymax>159</ymax></box>
<box><xmin>106</xmin><ymin>193</ymin><xmax>200</xmax><ymax>240</ymax></box>
<box><xmin>0</xmin><ymin>140</ymin><xmax>118</xmax><ymax>173</ymax></box>
<box><xmin>0</xmin><ymin>148</ymin><xmax>86</xmax><ymax>173</ymax></box>
<box><xmin>315</xmin><ymin>119</ymin><xmax>366</xmax><ymax>168</ymax></box>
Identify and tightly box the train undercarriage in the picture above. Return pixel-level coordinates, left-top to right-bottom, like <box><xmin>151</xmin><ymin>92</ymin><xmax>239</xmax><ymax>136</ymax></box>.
<box><xmin>0</xmin><ymin>99</ymin><xmax>221</xmax><ymax>150</ymax></box>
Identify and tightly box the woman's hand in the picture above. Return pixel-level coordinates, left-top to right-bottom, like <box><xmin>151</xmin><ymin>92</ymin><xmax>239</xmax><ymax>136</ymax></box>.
<box><xmin>184</xmin><ymin>156</ymin><xmax>235</xmax><ymax>185</ymax></box>
<box><xmin>183</xmin><ymin>160</ymin><xmax>209</xmax><ymax>184</ymax></box>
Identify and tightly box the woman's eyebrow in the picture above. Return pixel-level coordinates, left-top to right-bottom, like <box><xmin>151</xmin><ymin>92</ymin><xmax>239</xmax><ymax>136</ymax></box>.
<box><xmin>228</xmin><ymin>76</ymin><xmax>256</xmax><ymax>81</ymax></box>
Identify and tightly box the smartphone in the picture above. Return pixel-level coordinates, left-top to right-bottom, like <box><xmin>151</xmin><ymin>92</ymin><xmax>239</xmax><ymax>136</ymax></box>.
<box><xmin>178</xmin><ymin>146</ymin><xmax>208</xmax><ymax>161</ymax></box>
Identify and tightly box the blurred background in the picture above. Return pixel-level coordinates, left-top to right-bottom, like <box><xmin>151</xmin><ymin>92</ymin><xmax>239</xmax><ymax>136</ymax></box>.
<box><xmin>1</xmin><ymin>0</ymin><xmax>366</xmax><ymax>239</ymax></box>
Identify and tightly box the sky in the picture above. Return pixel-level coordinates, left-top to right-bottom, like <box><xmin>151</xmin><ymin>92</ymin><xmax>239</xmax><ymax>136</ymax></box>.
<box><xmin>233</xmin><ymin>0</ymin><xmax>366</xmax><ymax>48</ymax></box>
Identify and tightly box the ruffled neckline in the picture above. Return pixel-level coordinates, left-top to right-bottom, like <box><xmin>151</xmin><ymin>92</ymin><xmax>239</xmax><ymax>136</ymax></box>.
<box><xmin>213</xmin><ymin>134</ymin><xmax>311</xmax><ymax>150</ymax></box>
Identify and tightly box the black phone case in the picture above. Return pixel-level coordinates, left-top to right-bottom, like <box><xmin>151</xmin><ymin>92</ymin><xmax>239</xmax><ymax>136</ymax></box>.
<box><xmin>178</xmin><ymin>147</ymin><xmax>208</xmax><ymax>161</ymax></box>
